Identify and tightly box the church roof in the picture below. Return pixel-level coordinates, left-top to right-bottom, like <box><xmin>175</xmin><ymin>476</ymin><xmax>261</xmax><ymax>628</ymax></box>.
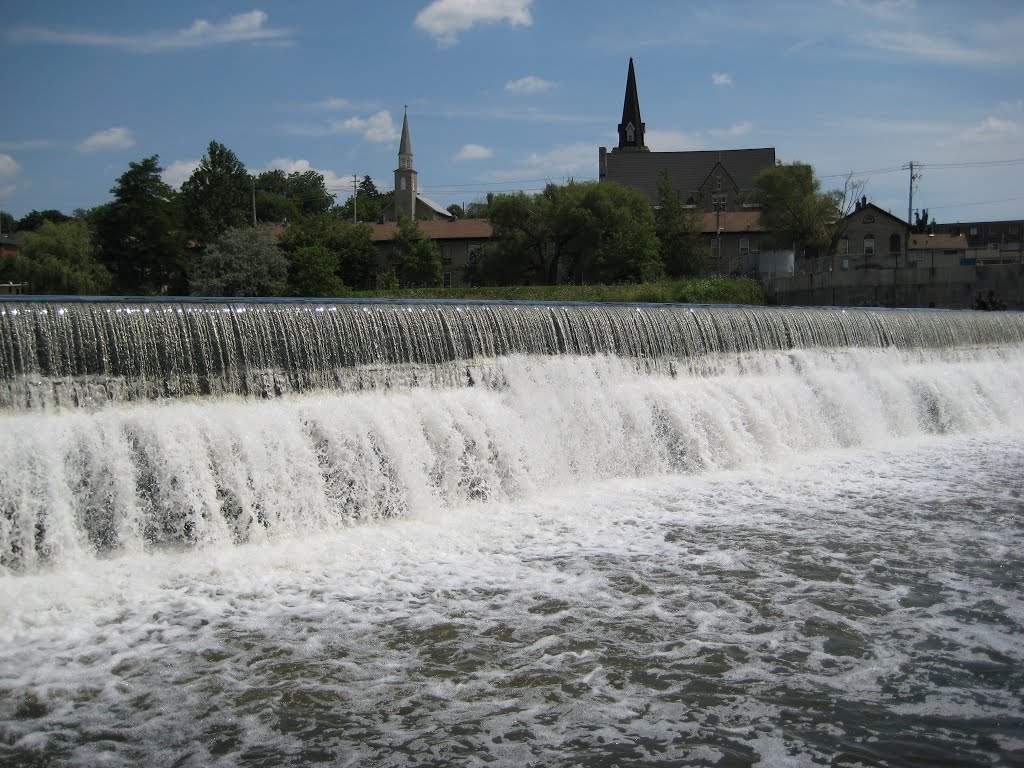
<box><xmin>399</xmin><ymin>108</ymin><xmax>413</xmax><ymax>158</ymax></box>
<box><xmin>603</xmin><ymin>147</ymin><xmax>776</xmax><ymax>203</ymax></box>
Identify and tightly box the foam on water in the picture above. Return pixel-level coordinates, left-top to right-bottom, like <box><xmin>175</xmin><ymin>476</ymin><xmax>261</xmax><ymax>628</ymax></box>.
<box><xmin>1</xmin><ymin>332</ymin><xmax>1023</xmax><ymax>765</ymax></box>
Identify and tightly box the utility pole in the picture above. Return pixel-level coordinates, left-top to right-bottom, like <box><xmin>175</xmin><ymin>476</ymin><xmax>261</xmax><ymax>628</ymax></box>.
<box><xmin>353</xmin><ymin>174</ymin><xmax>358</xmax><ymax>223</ymax></box>
<box><xmin>251</xmin><ymin>178</ymin><xmax>257</xmax><ymax>227</ymax></box>
<box><xmin>906</xmin><ymin>161</ymin><xmax>920</xmax><ymax>226</ymax></box>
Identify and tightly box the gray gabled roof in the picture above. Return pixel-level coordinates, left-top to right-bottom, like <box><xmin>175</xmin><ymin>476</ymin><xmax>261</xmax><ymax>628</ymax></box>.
<box><xmin>603</xmin><ymin>147</ymin><xmax>776</xmax><ymax>203</ymax></box>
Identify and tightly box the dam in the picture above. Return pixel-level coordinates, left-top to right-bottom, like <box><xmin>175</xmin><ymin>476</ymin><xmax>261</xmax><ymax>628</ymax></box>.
<box><xmin>1</xmin><ymin>297</ymin><xmax>1023</xmax><ymax>766</ymax></box>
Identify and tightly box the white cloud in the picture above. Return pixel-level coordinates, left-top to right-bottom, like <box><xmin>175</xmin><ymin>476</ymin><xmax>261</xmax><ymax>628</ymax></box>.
<box><xmin>333</xmin><ymin>111</ymin><xmax>399</xmax><ymax>143</ymax></box>
<box><xmin>162</xmin><ymin>159</ymin><xmax>201</xmax><ymax>189</ymax></box>
<box><xmin>505</xmin><ymin>75</ymin><xmax>555</xmax><ymax>94</ymax></box>
<box><xmin>483</xmin><ymin>142</ymin><xmax>595</xmax><ymax>183</ymax></box>
<box><xmin>958</xmin><ymin>116</ymin><xmax>1018</xmax><ymax>143</ymax></box>
<box><xmin>646</xmin><ymin>130</ymin><xmax>704</xmax><ymax>151</ymax></box>
<box><xmin>0</xmin><ymin>139</ymin><xmax>50</xmax><ymax>151</ymax></box>
<box><xmin>75</xmin><ymin>127</ymin><xmax>135</xmax><ymax>153</ymax></box>
<box><xmin>415</xmin><ymin>0</ymin><xmax>533</xmax><ymax>47</ymax></box>
<box><xmin>264</xmin><ymin>158</ymin><xmax>357</xmax><ymax>195</ymax></box>
<box><xmin>456</xmin><ymin>144</ymin><xmax>494</xmax><ymax>161</ymax></box>
<box><xmin>711</xmin><ymin>72</ymin><xmax>733</xmax><ymax>87</ymax></box>
<box><xmin>0</xmin><ymin>154</ymin><xmax>21</xmax><ymax>199</ymax></box>
<box><xmin>861</xmin><ymin>28</ymin><xmax>1021</xmax><ymax>65</ymax></box>
<box><xmin>308</xmin><ymin>97</ymin><xmax>349</xmax><ymax>111</ymax></box>
<box><xmin>9</xmin><ymin>10</ymin><xmax>290</xmax><ymax>52</ymax></box>
<box><xmin>832</xmin><ymin>0</ymin><xmax>915</xmax><ymax>21</ymax></box>
<box><xmin>710</xmin><ymin>121</ymin><xmax>753</xmax><ymax>138</ymax></box>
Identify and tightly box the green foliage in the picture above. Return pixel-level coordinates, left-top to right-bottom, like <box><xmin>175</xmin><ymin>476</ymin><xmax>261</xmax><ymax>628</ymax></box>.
<box><xmin>376</xmin><ymin>269</ymin><xmax>399</xmax><ymax>290</ymax></box>
<box><xmin>287</xmin><ymin>245</ymin><xmax>346</xmax><ymax>297</ymax></box>
<box><xmin>15</xmin><ymin>209</ymin><xmax>71</xmax><ymax>232</ymax></box>
<box><xmin>93</xmin><ymin>155</ymin><xmax>186</xmax><ymax>294</ymax></box>
<box><xmin>278</xmin><ymin>214</ymin><xmax>377</xmax><ymax>290</ymax></box>
<box><xmin>254</xmin><ymin>168</ymin><xmax>334</xmax><ymax>223</ymax></box>
<box><xmin>656</xmin><ymin>171</ymin><xmax>707</xmax><ymax>277</ymax></box>
<box><xmin>181</xmin><ymin>141</ymin><xmax>252</xmax><ymax>243</ymax></box>
<box><xmin>754</xmin><ymin>162</ymin><xmax>840</xmax><ymax>258</ymax></box>
<box><xmin>393</xmin><ymin>216</ymin><xmax>442</xmax><ymax>288</ymax></box>
<box><xmin>13</xmin><ymin>220</ymin><xmax>112</xmax><ymax>294</ymax></box>
<box><xmin>0</xmin><ymin>211</ymin><xmax>16</xmax><ymax>233</ymax></box>
<box><xmin>357</xmin><ymin>277</ymin><xmax>764</xmax><ymax>305</ymax></box>
<box><xmin>335</xmin><ymin>175</ymin><xmax>393</xmax><ymax>223</ymax></box>
<box><xmin>446</xmin><ymin>204</ymin><xmax>465</xmax><ymax>218</ymax></box>
<box><xmin>190</xmin><ymin>225</ymin><xmax>287</xmax><ymax>297</ymax></box>
<box><xmin>480</xmin><ymin>181</ymin><xmax>663</xmax><ymax>285</ymax></box>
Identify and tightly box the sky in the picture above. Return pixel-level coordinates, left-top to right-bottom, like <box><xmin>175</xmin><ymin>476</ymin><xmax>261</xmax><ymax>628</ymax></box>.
<box><xmin>2</xmin><ymin>0</ymin><xmax>1023</xmax><ymax>225</ymax></box>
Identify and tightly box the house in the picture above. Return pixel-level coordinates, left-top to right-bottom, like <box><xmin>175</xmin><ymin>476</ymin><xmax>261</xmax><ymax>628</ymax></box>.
<box><xmin>0</xmin><ymin>233</ymin><xmax>21</xmax><ymax>259</ymax></box>
<box><xmin>369</xmin><ymin>218</ymin><xmax>493</xmax><ymax>288</ymax></box>
<box><xmin>599</xmin><ymin>58</ymin><xmax>776</xmax><ymax>213</ymax></box>
<box><xmin>701</xmin><ymin>210</ymin><xmax>766</xmax><ymax>274</ymax></box>
<box><xmin>379</xmin><ymin>108</ymin><xmax>455</xmax><ymax>223</ymax></box>
<box><xmin>906</xmin><ymin>232</ymin><xmax>968</xmax><ymax>268</ymax></box>
<box><xmin>835</xmin><ymin>197</ymin><xmax>908</xmax><ymax>270</ymax></box>
<box><xmin>932</xmin><ymin>219</ymin><xmax>1022</xmax><ymax>265</ymax></box>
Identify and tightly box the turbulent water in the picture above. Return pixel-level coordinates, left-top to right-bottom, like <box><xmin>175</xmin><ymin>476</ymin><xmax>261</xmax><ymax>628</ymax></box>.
<box><xmin>1</xmin><ymin>301</ymin><xmax>1023</xmax><ymax>766</ymax></box>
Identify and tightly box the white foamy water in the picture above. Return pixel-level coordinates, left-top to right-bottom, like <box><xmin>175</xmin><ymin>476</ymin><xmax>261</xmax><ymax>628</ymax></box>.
<box><xmin>1</xmin><ymin>347</ymin><xmax>1023</xmax><ymax>766</ymax></box>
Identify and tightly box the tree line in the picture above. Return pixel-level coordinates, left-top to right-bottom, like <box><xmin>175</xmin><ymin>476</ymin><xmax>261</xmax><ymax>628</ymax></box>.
<box><xmin>1</xmin><ymin>136</ymin><xmax>852</xmax><ymax>296</ymax></box>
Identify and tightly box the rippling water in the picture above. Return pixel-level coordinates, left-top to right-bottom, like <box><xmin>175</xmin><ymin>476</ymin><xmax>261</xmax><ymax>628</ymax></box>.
<box><xmin>1</xmin><ymin>349</ymin><xmax>1023</xmax><ymax>766</ymax></box>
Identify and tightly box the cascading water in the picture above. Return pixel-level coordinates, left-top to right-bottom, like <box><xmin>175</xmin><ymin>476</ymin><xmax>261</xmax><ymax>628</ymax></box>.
<box><xmin>2</xmin><ymin>297</ymin><xmax>1023</xmax><ymax>767</ymax></box>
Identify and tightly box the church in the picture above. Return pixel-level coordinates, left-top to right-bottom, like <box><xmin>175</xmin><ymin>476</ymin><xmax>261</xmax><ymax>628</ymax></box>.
<box><xmin>599</xmin><ymin>58</ymin><xmax>776</xmax><ymax>214</ymax></box>
<box><xmin>380</xmin><ymin>108</ymin><xmax>455</xmax><ymax>222</ymax></box>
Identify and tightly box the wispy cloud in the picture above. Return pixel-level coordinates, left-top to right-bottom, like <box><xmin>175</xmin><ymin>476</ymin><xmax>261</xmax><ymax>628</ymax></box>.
<box><xmin>456</xmin><ymin>144</ymin><xmax>495</xmax><ymax>161</ymax></box>
<box><xmin>285</xmin><ymin>110</ymin><xmax>400</xmax><ymax>142</ymax></box>
<box><xmin>482</xmin><ymin>142</ymin><xmax>595</xmax><ymax>183</ymax></box>
<box><xmin>75</xmin><ymin>127</ymin><xmax>135</xmax><ymax>153</ymax></box>
<box><xmin>307</xmin><ymin>97</ymin><xmax>350</xmax><ymax>112</ymax></box>
<box><xmin>646</xmin><ymin>130</ymin><xmax>704</xmax><ymax>151</ymax></box>
<box><xmin>832</xmin><ymin>0</ymin><xmax>915</xmax><ymax>21</ymax></box>
<box><xmin>956</xmin><ymin>116</ymin><xmax>1018</xmax><ymax>144</ymax></box>
<box><xmin>711</xmin><ymin>72</ymin><xmax>732</xmax><ymax>87</ymax></box>
<box><xmin>505</xmin><ymin>75</ymin><xmax>556</xmax><ymax>94</ymax></box>
<box><xmin>0</xmin><ymin>139</ymin><xmax>51</xmax><ymax>151</ymax></box>
<box><xmin>710</xmin><ymin>121</ymin><xmax>752</xmax><ymax>138</ymax></box>
<box><xmin>264</xmin><ymin>158</ymin><xmax>352</xmax><ymax>193</ymax></box>
<box><xmin>9</xmin><ymin>10</ymin><xmax>291</xmax><ymax>53</ymax></box>
<box><xmin>415</xmin><ymin>0</ymin><xmax>533</xmax><ymax>47</ymax></box>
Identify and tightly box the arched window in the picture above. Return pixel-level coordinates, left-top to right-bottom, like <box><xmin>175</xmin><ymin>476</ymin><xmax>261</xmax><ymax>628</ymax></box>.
<box><xmin>863</xmin><ymin>234</ymin><xmax>875</xmax><ymax>256</ymax></box>
<box><xmin>889</xmin><ymin>233</ymin><xmax>901</xmax><ymax>255</ymax></box>
<box><xmin>400</xmin><ymin>177</ymin><xmax>407</xmax><ymax>191</ymax></box>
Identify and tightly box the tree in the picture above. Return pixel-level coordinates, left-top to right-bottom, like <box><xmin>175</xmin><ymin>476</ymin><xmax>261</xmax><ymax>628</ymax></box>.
<box><xmin>287</xmin><ymin>245</ymin><xmax>346</xmax><ymax>297</ymax></box>
<box><xmin>254</xmin><ymin>168</ymin><xmax>334</xmax><ymax>223</ymax></box>
<box><xmin>446</xmin><ymin>204</ymin><xmax>465</xmax><ymax>219</ymax></box>
<box><xmin>393</xmin><ymin>216</ymin><xmax>443</xmax><ymax>288</ymax></box>
<box><xmin>0</xmin><ymin>211</ymin><xmax>15</xmax><ymax>234</ymax></box>
<box><xmin>16</xmin><ymin>209</ymin><xmax>70</xmax><ymax>232</ymax></box>
<box><xmin>93</xmin><ymin>155</ymin><xmax>186</xmax><ymax>294</ymax></box>
<box><xmin>13</xmin><ymin>220</ymin><xmax>112</xmax><ymax>294</ymax></box>
<box><xmin>655</xmin><ymin>171</ymin><xmax>707</xmax><ymax>277</ymax></box>
<box><xmin>190</xmin><ymin>225</ymin><xmax>287</xmax><ymax>297</ymax></box>
<box><xmin>335</xmin><ymin>175</ymin><xmax>393</xmax><ymax>223</ymax></box>
<box><xmin>754</xmin><ymin>162</ymin><xmax>842</xmax><ymax>259</ymax></box>
<box><xmin>181</xmin><ymin>141</ymin><xmax>252</xmax><ymax>243</ymax></box>
<box><xmin>278</xmin><ymin>214</ymin><xmax>378</xmax><ymax>289</ymax></box>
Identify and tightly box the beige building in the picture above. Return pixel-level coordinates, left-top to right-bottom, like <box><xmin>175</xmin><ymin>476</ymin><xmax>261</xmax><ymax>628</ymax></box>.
<box><xmin>702</xmin><ymin>211</ymin><xmax>766</xmax><ymax>274</ymax></box>
<box><xmin>369</xmin><ymin>219</ymin><xmax>493</xmax><ymax>288</ymax></box>
<box><xmin>835</xmin><ymin>198</ymin><xmax>908</xmax><ymax>271</ymax></box>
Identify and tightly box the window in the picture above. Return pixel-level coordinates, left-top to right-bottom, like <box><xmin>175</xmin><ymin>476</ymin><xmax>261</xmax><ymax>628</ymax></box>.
<box><xmin>400</xmin><ymin>177</ymin><xmax>407</xmax><ymax>191</ymax></box>
<box><xmin>970</xmin><ymin>226</ymin><xmax>978</xmax><ymax>236</ymax></box>
<box><xmin>863</xmin><ymin>236</ymin><xmax>875</xmax><ymax>256</ymax></box>
<box><xmin>739</xmin><ymin>238</ymin><xmax>750</xmax><ymax>257</ymax></box>
<box><xmin>443</xmin><ymin>272</ymin><xmax>452</xmax><ymax>288</ymax></box>
<box><xmin>888</xmin><ymin>233</ymin><xmax>901</xmax><ymax>255</ymax></box>
<box><xmin>441</xmin><ymin>245</ymin><xmax>452</xmax><ymax>265</ymax></box>
<box><xmin>839</xmin><ymin>237</ymin><xmax>849</xmax><ymax>255</ymax></box>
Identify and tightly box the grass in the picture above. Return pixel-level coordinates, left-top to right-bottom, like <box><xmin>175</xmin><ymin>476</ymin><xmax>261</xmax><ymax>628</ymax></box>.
<box><xmin>352</xmin><ymin>277</ymin><xmax>765</xmax><ymax>305</ymax></box>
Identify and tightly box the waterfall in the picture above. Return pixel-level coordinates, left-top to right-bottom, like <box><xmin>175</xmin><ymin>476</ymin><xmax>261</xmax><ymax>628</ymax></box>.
<box><xmin>2</xmin><ymin>297</ymin><xmax>1024</xmax><ymax>571</ymax></box>
<box><xmin>2</xmin><ymin>298</ymin><xmax>1023</xmax><ymax>408</ymax></box>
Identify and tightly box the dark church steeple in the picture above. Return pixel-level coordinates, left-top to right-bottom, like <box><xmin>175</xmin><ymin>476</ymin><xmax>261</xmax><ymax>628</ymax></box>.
<box><xmin>616</xmin><ymin>58</ymin><xmax>648</xmax><ymax>152</ymax></box>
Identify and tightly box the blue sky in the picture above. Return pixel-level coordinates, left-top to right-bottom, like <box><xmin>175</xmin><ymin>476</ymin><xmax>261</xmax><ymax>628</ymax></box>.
<box><xmin>2</xmin><ymin>0</ymin><xmax>1023</xmax><ymax>224</ymax></box>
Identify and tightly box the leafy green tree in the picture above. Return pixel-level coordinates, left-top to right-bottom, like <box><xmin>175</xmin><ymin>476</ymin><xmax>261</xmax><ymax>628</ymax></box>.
<box><xmin>446</xmin><ymin>204</ymin><xmax>465</xmax><ymax>219</ymax></box>
<box><xmin>754</xmin><ymin>162</ymin><xmax>841</xmax><ymax>258</ymax></box>
<box><xmin>655</xmin><ymin>171</ymin><xmax>707</xmax><ymax>277</ymax></box>
<box><xmin>16</xmin><ymin>209</ymin><xmax>71</xmax><ymax>232</ymax></box>
<box><xmin>287</xmin><ymin>245</ymin><xmax>346</xmax><ymax>297</ymax></box>
<box><xmin>0</xmin><ymin>211</ymin><xmax>15</xmax><ymax>233</ymax></box>
<box><xmin>255</xmin><ymin>168</ymin><xmax>334</xmax><ymax>223</ymax></box>
<box><xmin>278</xmin><ymin>214</ymin><xmax>378</xmax><ymax>289</ymax></box>
<box><xmin>13</xmin><ymin>220</ymin><xmax>112</xmax><ymax>294</ymax></box>
<box><xmin>190</xmin><ymin>224</ymin><xmax>286</xmax><ymax>297</ymax></box>
<box><xmin>393</xmin><ymin>216</ymin><xmax>442</xmax><ymax>288</ymax></box>
<box><xmin>181</xmin><ymin>141</ymin><xmax>252</xmax><ymax>243</ymax></box>
<box><xmin>335</xmin><ymin>175</ymin><xmax>393</xmax><ymax>223</ymax></box>
<box><xmin>93</xmin><ymin>155</ymin><xmax>186</xmax><ymax>294</ymax></box>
